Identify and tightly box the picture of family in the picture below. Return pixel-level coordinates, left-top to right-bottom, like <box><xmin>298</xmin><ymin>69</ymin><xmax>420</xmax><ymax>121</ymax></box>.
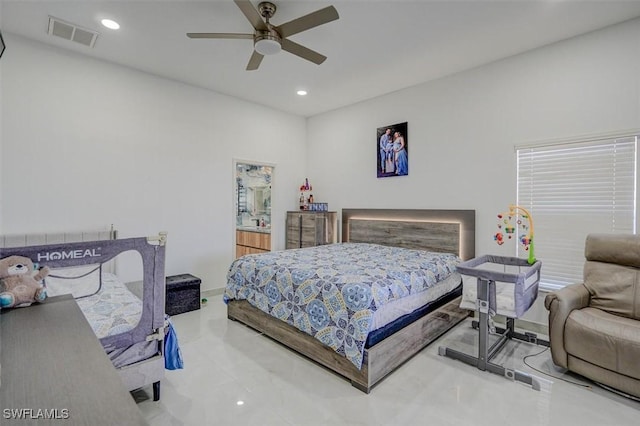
<box><xmin>377</xmin><ymin>122</ymin><xmax>408</xmax><ymax>178</ymax></box>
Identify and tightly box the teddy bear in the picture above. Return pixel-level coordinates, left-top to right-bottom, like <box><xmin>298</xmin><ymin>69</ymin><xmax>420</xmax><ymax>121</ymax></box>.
<box><xmin>0</xmin><ymin>255</ymin><xmax>50</xmax><ymax>309</ymax></box>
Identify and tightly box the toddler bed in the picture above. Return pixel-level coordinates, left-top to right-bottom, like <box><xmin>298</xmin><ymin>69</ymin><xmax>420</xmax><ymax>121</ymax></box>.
<box><xmin>225</xmin><ymin>208</ymin><xmax>475</xmax><ymax>392</ymax></box>
<box><xmin>0</xmin><ymin>231</ymin><xmax>167</xmax><ymax>401</ymax></box>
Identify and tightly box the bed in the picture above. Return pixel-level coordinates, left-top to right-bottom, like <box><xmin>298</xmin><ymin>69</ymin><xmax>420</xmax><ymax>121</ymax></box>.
<box><xmin>0</xmin><ymin>229</ymin><xmax>167</xmax><ymax>401</ymax></box>
<box><xmin>225</xmin><ymin>208</ymin><xmax>475</xmax><ymax>392</ymax></box>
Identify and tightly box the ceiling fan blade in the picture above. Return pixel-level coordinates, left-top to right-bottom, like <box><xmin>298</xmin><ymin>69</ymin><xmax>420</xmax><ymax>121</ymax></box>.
<box><xmin>246</xmin><ymin>50</ymin><xmax>264</xmax><ymax>71</ymax></box>
<box><xmin>187</xmin><ymin>33</ymin><xmax>253</xmax><ymax>40</ymax></box>
<box><xmin>234</xmin><ymin>0</ymin><xmax>267</xmax><ymax>31</ymax></box>
<box><xmin>276</xmin><ymin>6</ymin><xmax>339</xmax><ymax>38</ymax></box>
<box><xmin>281</xmin><ymin>38</ymin><xmax>326</xmax><ymax>65</ymax></box>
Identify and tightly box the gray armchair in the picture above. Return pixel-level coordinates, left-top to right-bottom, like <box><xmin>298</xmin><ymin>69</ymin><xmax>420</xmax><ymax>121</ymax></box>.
<box><xmin>545</xmin><ymin>233</ymin><xmax>640</xmax><ymax>398</ymax></box>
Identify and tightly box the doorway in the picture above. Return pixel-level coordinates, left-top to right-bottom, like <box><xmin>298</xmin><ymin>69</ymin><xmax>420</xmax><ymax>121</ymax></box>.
<box><xmin>234</xmin><ymin>161</ymin><xmax>273</xmax><ymax>258</ymax></box>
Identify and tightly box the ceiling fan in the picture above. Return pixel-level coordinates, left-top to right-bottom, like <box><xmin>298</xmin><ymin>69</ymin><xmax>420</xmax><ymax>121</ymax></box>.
<box><xmin>187</xmin><ymin>0</ymin><xmax>339</xmax><ymax>71</ymax></box>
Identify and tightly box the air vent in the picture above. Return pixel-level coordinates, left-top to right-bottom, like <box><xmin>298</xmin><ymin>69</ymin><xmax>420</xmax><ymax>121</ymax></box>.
<box><xmin>48</xmin><ymin>16</ymin><xmax>99</xmax><ymax>48</ymax></box>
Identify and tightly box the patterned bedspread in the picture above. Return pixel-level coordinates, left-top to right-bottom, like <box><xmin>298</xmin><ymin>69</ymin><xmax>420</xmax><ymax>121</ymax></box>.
<box><xmin>224</xmin><ymin>242</ymin><xmax>460</xmax><ymax>369</ymax></box>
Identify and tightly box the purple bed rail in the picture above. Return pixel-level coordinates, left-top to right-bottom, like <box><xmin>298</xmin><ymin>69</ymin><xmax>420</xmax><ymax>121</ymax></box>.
<box><xmin>0</xmin><ymin>235</ymin><xmax>167</xmax><ymax>351</ymax></box>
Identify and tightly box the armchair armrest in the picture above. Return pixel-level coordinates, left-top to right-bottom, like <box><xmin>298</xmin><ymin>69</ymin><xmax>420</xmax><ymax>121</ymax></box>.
<box><xmin>544</xmin><ymin>283</ymin><xmax>591</xmax><ymax>368</ymax></box>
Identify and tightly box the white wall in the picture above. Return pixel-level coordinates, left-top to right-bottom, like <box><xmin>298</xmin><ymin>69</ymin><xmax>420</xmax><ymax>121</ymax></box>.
<box><xmin>307</xmin><ymin>18</ymin><xmax>640</xmax><ymax>261</ymax></box>
<box><xmin>1</xmin><ymin>35</ymin><xmax>307</xmax><ymax>290</ymax></box>
<box><xmin>2</xmin><ymin>19</ymin><xmax>640</xmax><ymax>293</ymax></box>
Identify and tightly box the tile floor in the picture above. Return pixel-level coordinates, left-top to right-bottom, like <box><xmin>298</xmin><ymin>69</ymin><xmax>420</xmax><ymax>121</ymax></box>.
<box><xmin>137</xmin><ymin>297</ymin><xmax>639</xmax><ymax>425</ymax></box>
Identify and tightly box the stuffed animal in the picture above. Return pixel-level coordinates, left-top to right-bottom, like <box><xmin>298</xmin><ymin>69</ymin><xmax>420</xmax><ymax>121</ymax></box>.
<box><xmin>0</xmin><ymin>255</ymin><xmax>49</xmax><ymax>308</ymax></box>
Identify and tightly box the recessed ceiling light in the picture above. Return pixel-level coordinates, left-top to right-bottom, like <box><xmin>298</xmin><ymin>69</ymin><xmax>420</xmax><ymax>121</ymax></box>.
<box><xmin>297</xmin><ymin>90</ymin><xmax>307</xmax><ymax>96</ymax></box>
<box><xmin>101</xmin><ymin>19</ymin><xmax>120</xmax><ymax>30</ymax></box>
<box><xmin>236</xmin><ymin>400</ymin><xmax>244</xmax><ymax>406</ymax></box>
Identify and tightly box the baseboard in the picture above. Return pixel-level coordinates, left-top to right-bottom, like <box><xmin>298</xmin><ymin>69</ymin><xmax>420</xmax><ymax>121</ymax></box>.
<box><xmin>514</xmin><ymin>318</ymin><xmax>548</xmax><ymax>336</ymax></box>
<box><xmin>202</xmin><ymin>288</ymin><xmax>224</xmax><ymax>298</ymax></box>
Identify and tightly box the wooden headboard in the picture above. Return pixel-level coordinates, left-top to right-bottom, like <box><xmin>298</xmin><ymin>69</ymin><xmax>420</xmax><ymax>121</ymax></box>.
<box><xmin>342</xmin><ymin>209</ymin><xmax>475</xmax><ymax>260</ymax></box>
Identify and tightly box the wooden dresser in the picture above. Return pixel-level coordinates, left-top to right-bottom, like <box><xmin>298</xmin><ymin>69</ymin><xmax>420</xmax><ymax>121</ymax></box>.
<box><xmin>236</xmin><ymin>229</ymin><xmax>271</xmax><ymax>258</ymax></box>
<box><xmin>286</xmin><ymin>211</ymin><xmax>338</xmax><ymax>249</ymax></box>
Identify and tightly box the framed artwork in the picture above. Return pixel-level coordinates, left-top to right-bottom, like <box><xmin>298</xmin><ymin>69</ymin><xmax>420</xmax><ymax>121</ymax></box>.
<box><xmin>377</xmin><ymin>121</ymin><xmax>408</xmax><ymax>178</ymax></box>
<box><xmin>0</xmin><ymin>30</ymin><xmax>5</xmax><ymax>59</ymax></box>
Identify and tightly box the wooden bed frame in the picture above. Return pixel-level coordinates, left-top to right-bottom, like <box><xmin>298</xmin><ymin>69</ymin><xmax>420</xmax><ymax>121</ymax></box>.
<box><xmin>227</xmin><ymin>209</ymin><xmax>475</xmax><ymax>392</ymax></box>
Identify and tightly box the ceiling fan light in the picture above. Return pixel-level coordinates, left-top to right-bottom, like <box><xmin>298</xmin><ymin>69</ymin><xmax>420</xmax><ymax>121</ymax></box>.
<box><xmin>255</xmin><ymin>37</ymin><xmax>281</xmax><ymax>55</ymax></box>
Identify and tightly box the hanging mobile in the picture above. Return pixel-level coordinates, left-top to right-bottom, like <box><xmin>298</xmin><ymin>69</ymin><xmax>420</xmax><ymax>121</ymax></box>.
<box><xmin>494</xmin><ymin>204</ymin><xmax>536</xmax><ymax>264</ymax></box>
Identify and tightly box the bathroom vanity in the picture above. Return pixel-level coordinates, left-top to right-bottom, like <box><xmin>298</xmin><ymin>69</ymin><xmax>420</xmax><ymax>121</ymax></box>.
<box><xmin>236</xmin><ymin>226</ymin><xmax>271</xmax><ymax>258</ymax></box>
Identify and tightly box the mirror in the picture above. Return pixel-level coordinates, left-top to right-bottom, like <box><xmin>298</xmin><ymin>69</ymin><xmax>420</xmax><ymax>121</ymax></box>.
<box><xmin>254</xmin><ymin>186</ymin><xmax>271</xmax><ymax>214</ymax></box>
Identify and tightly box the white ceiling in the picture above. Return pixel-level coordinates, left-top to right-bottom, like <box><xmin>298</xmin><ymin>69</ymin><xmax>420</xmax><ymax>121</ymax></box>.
<box><xmin>3</xmin><ymin>1</ymin><xmax>640</xmax><ymax>117</ymax></box>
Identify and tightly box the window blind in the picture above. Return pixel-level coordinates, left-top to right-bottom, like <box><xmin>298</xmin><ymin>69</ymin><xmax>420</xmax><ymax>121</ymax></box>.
<box><xmin>517</xmin><ymin>135</ymin><xmax>637</xmax><ymax>290</ymax></box>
